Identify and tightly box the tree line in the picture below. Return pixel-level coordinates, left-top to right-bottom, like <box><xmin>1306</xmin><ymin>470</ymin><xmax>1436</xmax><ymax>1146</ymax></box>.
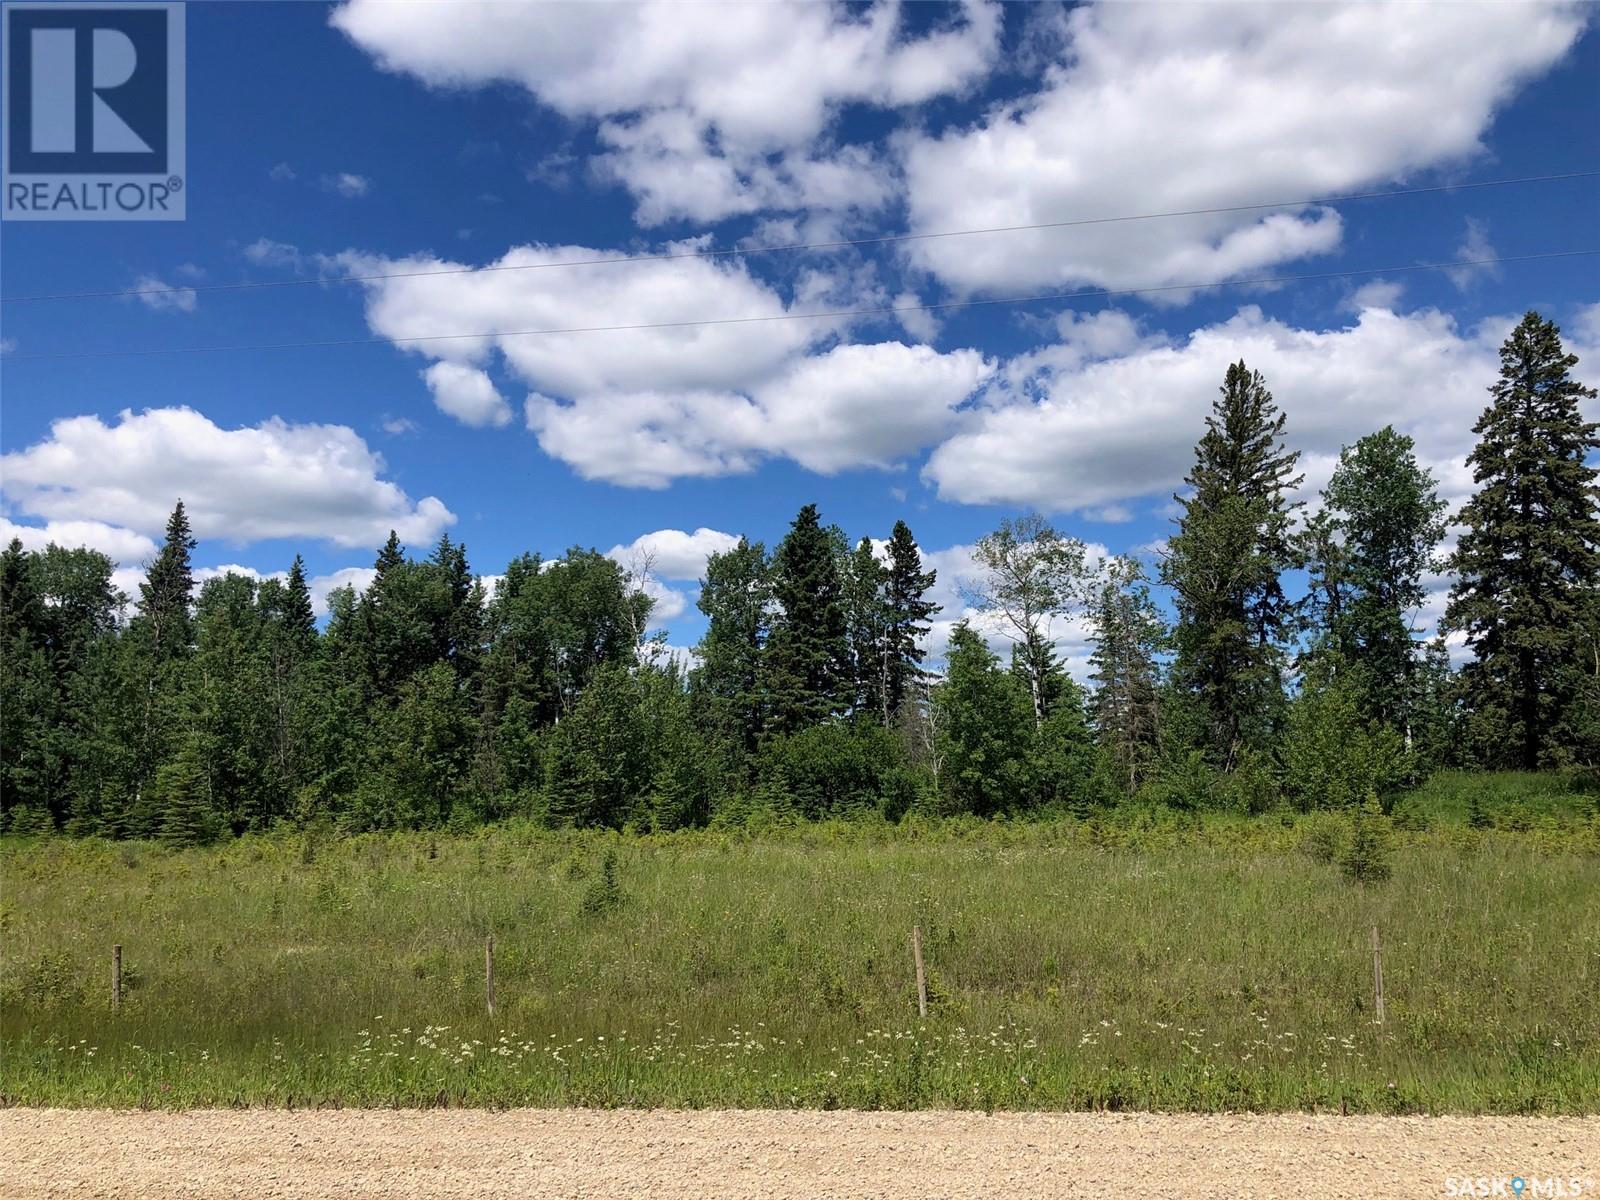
<box><xmin>1</xmin><ymin>311</ymin><xmax>1595</xmax><ymax>841</ymax></box>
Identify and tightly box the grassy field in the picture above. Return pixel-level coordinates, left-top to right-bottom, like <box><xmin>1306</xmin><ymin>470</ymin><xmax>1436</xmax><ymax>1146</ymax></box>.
<box><xmin>2</xmin><ymin>773</ymin><xmax>1597</xmax><ymax>1113</ymax></box>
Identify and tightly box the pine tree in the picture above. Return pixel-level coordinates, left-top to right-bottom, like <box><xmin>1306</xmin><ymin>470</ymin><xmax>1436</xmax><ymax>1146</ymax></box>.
<box><xmin>155</xmin><ymin>736</ymin><xmax>215</xmax><ymax>847</ymax></box>
<box><xmin>765</xmin><ymin>505</ymin><xmax>850</xmax><ymax>733</ymax></box>
<box><xmin>694</xmin><ymin>538</ymin><xmax>772</xmax><ymax>761</ymax></box>
<box><xmin>1088</xmin><ymin>556</ymin><xmax>1165</xmax><ymax>795</ymax></box>
<box><xmin>883</xmin><ymin>521</ymin><xmax>938</xmax><ymax>724</ymax></box>
<box><xmin>842</xmin><ymin>537</ymin><xmax>890</xmax><ymax>723</ymax></box>
<box><xmin>1</xmin><ymin>538</ymin><xmax>56</xmax><ymax>821</ymax></box>
<box><xmin>374</xmin><ymin>530</ymin><xmax>404</xmax><ymax>579</ymax></box>
<box><xmin>1445</xmin><ymin>312</ymin><xmax>1600</xmax><ymax>768</ymax></box>
<box><xmin>138</xmin><ymin>501</ymin><xmax>197</xmax><ymax>659</ymax></box>
<box><xmin>130</xmin><ymin>502</ymin><xmax>199</xmax><ymax>812</ymax></box>
<box><xmin>283</xmin><ymin>555</ymin><xmax>317</xmax><ymax>649</ymax></box>
<box><xmin>1162</xmin><ymin>362</ymin><xmax>1302</xmax><ymax>766</ymax></box>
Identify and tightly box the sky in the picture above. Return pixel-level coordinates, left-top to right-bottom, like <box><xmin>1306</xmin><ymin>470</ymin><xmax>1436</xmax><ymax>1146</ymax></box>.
<box><xmin>2</xmin><ymin>0</ymin><xmax>1598</xmax><ymax>671</ymax></box>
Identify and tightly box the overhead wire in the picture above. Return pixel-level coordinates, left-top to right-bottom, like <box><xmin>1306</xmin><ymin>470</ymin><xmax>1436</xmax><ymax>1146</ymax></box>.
<box><xmin>2</xmin><ymin>169</ymin><xmax>1596</xmax><ymax>304</ymax></box>
<box><xmin>7</xmin><ymin>249</ymin><xmax>1596</xmax><ymax>362</ymax></box>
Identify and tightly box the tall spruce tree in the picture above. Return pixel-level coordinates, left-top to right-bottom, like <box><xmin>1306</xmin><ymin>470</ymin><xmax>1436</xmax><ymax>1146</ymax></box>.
<box><xmin>1088</xmin><ymin>555</ymin><xmax>1165</xmax><ymax>795</ymax></box>
<box><xmin>694</xmin><ymin>537</ymin><xmax>773</xmax><ymax>761</ymax></box>
<box><xmin>1445</xmin><ymin>312</ymin><xmax>1599</xmax><ymax>768</ymax></box>
<box><xmin>883</xmin><ymin>520</ymin><xmax>938</xmax><ymax>724</ymax></box>
<box><xmin>765</xmin><ymin>504</ymin><xmax>850</xmax><ymax>733</ymax></box>
<box><xmin>138</xmin><ymin>500</ymin><xmax>197</xmax><ymax>659</ymax></box>
<box><xmin>282</xmin><ymin>555</ymin><xmax>317</xmax><ymax>649</ymax></box>
<box><xmin>842</xmin><ymin>536</ymin><xmax>890</xmax><ymax>723</ymax></box>
<box><xmin>130</xmin><ymin>502</ymin><xmax>200</xmax><ymax>817</ymax></box>
<box><xmin>1162</xmin><ymin>362</ymin><xmax>1302</xmax><ymax>766</ymax></box>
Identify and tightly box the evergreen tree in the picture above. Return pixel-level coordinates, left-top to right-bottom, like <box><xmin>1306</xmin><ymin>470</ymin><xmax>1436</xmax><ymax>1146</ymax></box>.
<box><xmin>138</xmin><ymin>501</ymin><xmax>197</xmax><ymax>659</ymax></box>
<box><xmin>282</xmin><ymin>555</ymin><xmax>317</xmax><ymax>649</ymax></box>
<box><xmin>543</xmin><ymin>664</ymin><xmax>651</xmax><ymax>829</ymax></box>
<box><xmin>1033</xmin><ymin>675</ymin><xmax>1101</xmax><ymax>815</ymax></box>
<box><xmin>1087</xmin><ymin>556</ymin><xmax>1165</xmax><ymax>795</ymax></box>
<box><xmin>1162</xmin><ymin>362</ymin><xmax>1303</xmax><ymax>766</ymax></box>
<box><xmin>0</xmin><ymin>539</ymin><xmax>56</xmax><ymax>823</ymax></box>
<box><xmin>374</xmin><ymin>530</ymin><xmax>404</xmax><ymax>578</ymax></box>
<box><xmin>842</xmin><ymin>536</ymin><xmax>890</xmax><ymax>723</ymax></box>
<box><xmin>694</xmin><ymin>538</ymin><xmax>773</xmax><ymax>761</ymax></box>
<box><xmin>1445</xmin><ymin>312</ymin><xmax>1600</xmax><ymax>768</ymax></box>
<box><xmin>154</xmin><ymin>736</ymin><xmax>216</xmax><ymax>847</ymax></box>
<box><xmin>130</xmin><ymin>502</ymin><xmax>200</xmax><ymax>813</ymax></box>
<box><xmin>192</xmin><ymin>573</ymin><xmax>276</xmax><ymax>830</ymax></box>
<box><xmin>883</xmin><ymin>520</ymin><xmax>938</xmax><ymax>723</ymax></box>
<box><xmin>765</xmin><ymin>505</ymin><xmax>850</xmax><ymax>733</ymax></box>
<box><xmin>1409</xmin><ymin>637</ymin><xmax>1461</xmax><ymax>771</ymax></box>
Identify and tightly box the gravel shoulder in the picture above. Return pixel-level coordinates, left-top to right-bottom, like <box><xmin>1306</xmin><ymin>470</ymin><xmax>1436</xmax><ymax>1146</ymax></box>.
<box><xmin>3</xmin><ymin>1109</ymin><xmax>1597</xmax><ymax>1199</ymax></box>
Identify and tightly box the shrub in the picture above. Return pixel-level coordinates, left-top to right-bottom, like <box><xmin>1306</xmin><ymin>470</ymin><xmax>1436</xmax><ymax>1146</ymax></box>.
<box><xmin>1283</xmin><ymin>662</ymin><xmax>1413</xmax><ymax>811</ymax></box>
<box><xmin>758</xmin><ymin>722</ymin><xmax>908</xmax><ymax>821</ymax></box>
<box><xmin>579</xmin><ymin>846</ymin><xmax>626</xmax><ymax>915</ymax></box>
<box><xmin>1298</xmin><ymin>809</ymin><xmax>1349</xmax><ymax>864</ymax></box>
<box><xmin>1339</xmin><ymin>793</ymin><xmax>1394</xmax><ymax>884</ymax></box>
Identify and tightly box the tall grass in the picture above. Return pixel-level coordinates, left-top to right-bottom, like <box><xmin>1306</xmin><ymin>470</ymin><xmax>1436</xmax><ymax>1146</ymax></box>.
<box><xmin>2</xmin><ymin>792</ymin><xmax>1597</xmax><ymax>1113</ymax></box>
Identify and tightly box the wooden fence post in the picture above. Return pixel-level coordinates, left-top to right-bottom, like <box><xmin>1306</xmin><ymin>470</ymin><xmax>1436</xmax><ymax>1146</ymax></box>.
<box><xmin>1370</xmin><ymin>925</ymin><xmax>1385</xmax><ymax>1025</ymax></box>
<box><xmin>485</xmin><ymin>934</ymin><xmax>496</xmax><ymax>1018</ymax></box>
<box><xmin>912</xmin><ymin>924</ymin><xmax>928</xmax><ymax>1019</ymax></box>
<box><xmin>112</xmin><ymin>944</ymin><xmax>122</xmax><ymax>1015</ymax></box>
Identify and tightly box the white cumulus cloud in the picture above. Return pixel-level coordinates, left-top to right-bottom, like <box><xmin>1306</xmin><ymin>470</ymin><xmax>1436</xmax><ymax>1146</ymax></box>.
<box><xmin>1</xmin><ymin>407</ymin><xmax>455</xmax><ymax>550</ymax></box>
<box><xmin>422</xmin><ymin>362</ymin><xmax>512</xmax><ymax>428</ymax></box>
<box><xmin>900</xmin><ymin>2</ymin><xmax>1587</xmax><ymax>294</ymax></box>
<box><xmin>606</xmin><ymin>527</ymin><xmax>742</xmax><ymax>581</ymax></box>
<box><xmin>340</xmin><ymin>244</ymin><xmax>992</xmax><ymax>486</ymax></box>
<box><xmin>332</xmin><ymin>0</ymin><xmax>1000</xmax><ymax>224</ymax></box>
<box><xmin>925</xmin><ymin>302</ymin><xmax>1600</xmax><ymax>516</ymax></box>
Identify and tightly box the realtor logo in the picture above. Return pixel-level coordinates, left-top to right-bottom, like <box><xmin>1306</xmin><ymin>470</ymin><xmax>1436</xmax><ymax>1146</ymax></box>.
<box><xmin>3</xmin><ymin>2</ymin><xmax>185</xmax><ymax>220</ymax></box>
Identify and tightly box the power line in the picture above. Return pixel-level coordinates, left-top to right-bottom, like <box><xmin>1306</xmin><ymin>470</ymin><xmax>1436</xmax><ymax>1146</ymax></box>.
<box><xmin>7</xmin><ymin>249</ymin><xmax>1594</xmax><ymax>363</ymax></box>
<box><xmin>3</xmin><ymin>169</ymin><xmax>1597</xmax><ymax>305</ymax></box>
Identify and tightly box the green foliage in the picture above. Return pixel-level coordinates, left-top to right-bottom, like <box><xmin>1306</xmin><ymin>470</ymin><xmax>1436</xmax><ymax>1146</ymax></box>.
<box><xmin>1031</xmin><ymin>683</ymin><xmax>1103</xmax><ymax>815</ymax></box>
<box><xmin>1446</xmin><ymin>312</ymin><xmax>1600</xmax><ymax>769</ymax></box>
<box><xmin>578</xmin><ymin>846</ymin><xmax>626</xmax><ymax>915</ymax></box>
<box><xmin>693</xmin><ymin>536</ymin><xmax>773</xmax><ymax>764</ymax></box>
<box><xmin>544</xmin><ymin>665</ymin><xmax>651</xmax><ymax>829</ymax></box>
<box><xmin>765</xmin><ymin>504</ymin><xmax>851</xmax><ymax>733</ymax></box>
<box><xmin>1303</xmin><ymin>427</ymin><xmax>1447</xmax><ymax>740</ymax></box>
<box><xmin>966</xmin><ymin>514</ymin><xmax>1090</xmax><ymax>726</ymax></box>
<box><xmin>1296</xmin><ymin>809</ymin><xmax>1348</xmax><ymax>864</ymax></box>
<box><xmin>758</xmin><ymin>721</ymin><xmax>914</xmax><ymax>822</ymax></box>
<box><xmin>5</xmin><ymin>804</ymin><xmax>53</xmax><ymax>837</ymax></box>
<box><xmin>1</xmin><ymin>313</ymin><xmax>1595</xmax><ymax>846</ymax></box>
<box><xmin>1088</xmin><ymin>556</ymin><xmax>1164</xmax><ymax>796</ymax></box>
<box><xmin>934</xmin><ymin>623</ymin><xmax>1035</xmax><ymax>816</ymax></box>
<box><xmin>1339</xmin><ymin>794</ymin><xmax>1394</xmax><ymax>884</ymax></box>
<box><xmin>1163</xmin><ymin>362</ymin><xmax>1302</xmax><ymax>766</ymax></box>
<box><xmin>154</xmin><ymin>739</ymin><xmax>218</xmax><ymax>848</ymax></box>
<box><xmin>1282</xmin><ymin>658</ymin><xmax>1413</xmax><ymax>810</ymax></box>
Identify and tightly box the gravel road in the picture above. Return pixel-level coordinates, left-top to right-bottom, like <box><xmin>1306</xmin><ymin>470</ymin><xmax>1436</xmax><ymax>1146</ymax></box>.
<box><xmin>3</xmin><ymin>1109</ymin><xmax>1597</xmax><ymax>1199</ymax></box>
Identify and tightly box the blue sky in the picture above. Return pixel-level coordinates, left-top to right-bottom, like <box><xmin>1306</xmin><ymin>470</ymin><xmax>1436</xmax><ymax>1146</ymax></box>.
<box><xmin>2</xmin><ymin>0</ymin><xmax>1597</xmax><ymax>664</ymax></box>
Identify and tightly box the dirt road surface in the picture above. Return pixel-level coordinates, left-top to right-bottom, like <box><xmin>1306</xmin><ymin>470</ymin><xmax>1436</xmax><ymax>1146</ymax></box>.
<box><xmin>3</xmin><ymin>1109</ymin><xmax>1597</xmax><ymax>1199</ymax></box>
